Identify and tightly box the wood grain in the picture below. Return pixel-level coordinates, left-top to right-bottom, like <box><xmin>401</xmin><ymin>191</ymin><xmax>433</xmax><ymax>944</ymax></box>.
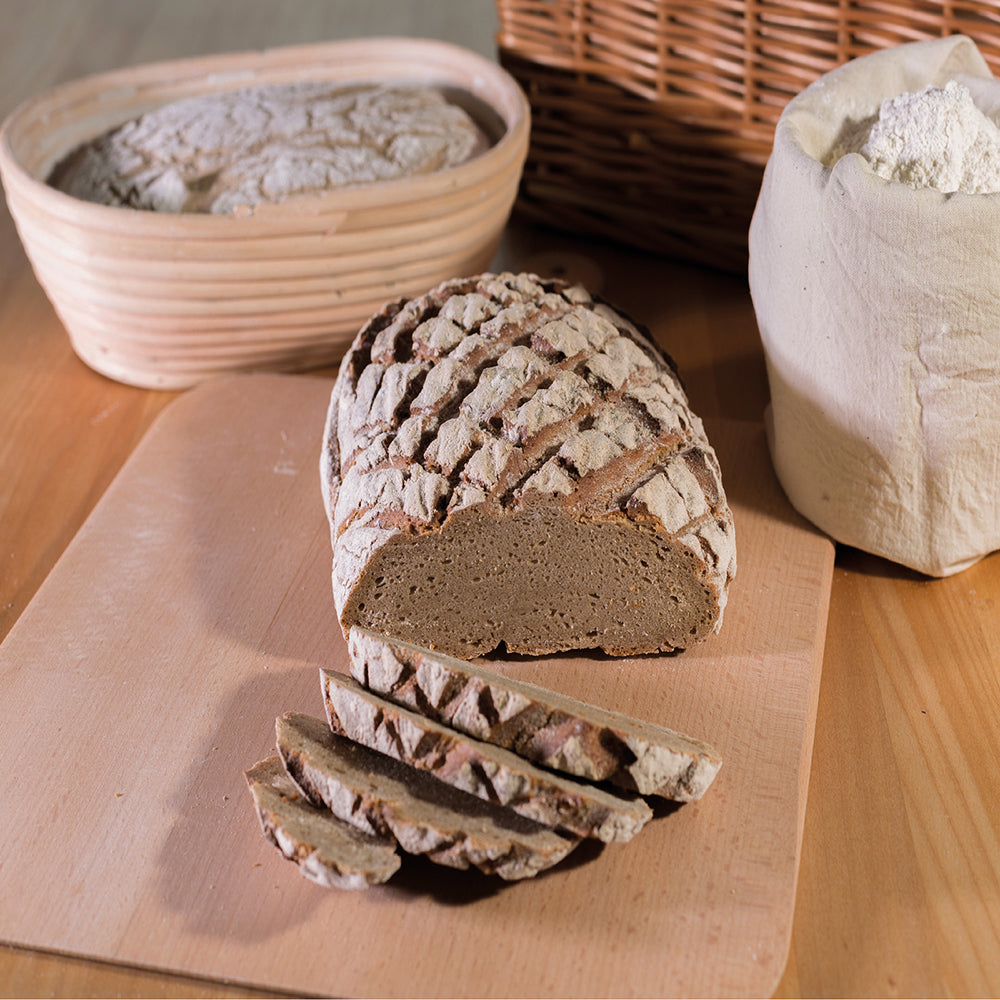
<box><xmin>778</xmin><ymin>552</ymin><xmax>1000</xmax><ymax>998</ymax></box>
<box><xmin>3</xmin><ymin>3</ymin><xmax>1000</xmax><ymax>997</ymax></box>
<box><xmin>0</xmin><ymin>373</ymin><xmax>832</xmax><ymax>999</ymax></box>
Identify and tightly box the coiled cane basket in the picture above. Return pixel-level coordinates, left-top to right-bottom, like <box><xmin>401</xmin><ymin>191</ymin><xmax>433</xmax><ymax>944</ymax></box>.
<box><xmin>495</xmin><ymin>1</ymin><xmax>1000</xmax><ymax>273</ymax></box>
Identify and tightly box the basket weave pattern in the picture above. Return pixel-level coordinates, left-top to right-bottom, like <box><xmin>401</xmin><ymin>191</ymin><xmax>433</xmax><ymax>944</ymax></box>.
<box><xmin>0</xmin><ymin>39</ymin><xmax>529</xmax><ymax>389</ymax></box>
<box><xmin>496</xmin><ymin>0</ymin><xmax>1000</xmax><ymax>272</ymax></box>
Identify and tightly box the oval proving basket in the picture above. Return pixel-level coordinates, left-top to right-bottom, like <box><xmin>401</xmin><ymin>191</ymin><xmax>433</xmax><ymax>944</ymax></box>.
<box><xmin>496</xmin><ymin>0</ymin><xmax>1000</xmax><ymax>273</ymax></box>
<box><xmin>0</xmin><ymin>37</ymin><xmax>530</xmax><ymax>389</ymax></box>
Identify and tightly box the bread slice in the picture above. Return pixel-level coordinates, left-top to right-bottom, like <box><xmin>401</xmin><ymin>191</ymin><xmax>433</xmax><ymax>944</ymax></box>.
<box><xmin>277</xmin><ymin>712</ymin><xmax>579</xmax><ymax>880</ymax></box>
<box><xmin>321</xmin><ymin>669</ymin><xmax>653</xmax><ymax>843</ymax></box>
<box><xmin>347</xmin><ymin>626</ymin><xmax>722</xmax><ymax>799</ymax></box>
<box><xmin>321</xmin><ymin>271</ymin><xmax>736</xmax><ymax>659</ymax></box>
<box><xmin>244</xmin><ymin>755</ymin><xmax>400</xmax><ymax>889</ymax></box>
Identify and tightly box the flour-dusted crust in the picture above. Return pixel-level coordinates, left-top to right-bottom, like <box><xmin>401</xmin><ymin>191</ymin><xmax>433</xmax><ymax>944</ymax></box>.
<box><xmin>321</xmin><ymin>669</ymin><xmax>653</xmax><ymax>843</ymax></box>
<box><xmin>277</xmin><ymin>712</ymin><xmax>579</xmax><ymax>880</ymax></box>
<box><xmin>322</xmin><ymin>271</ymin><xmax>736</xmax><ymax>658</ymax></box>
<box><xmin>244</xmin><ymin>756</ymin><xmax>400</xmax><ymax>889</ymax></box>
<box><xmin>49</xmin><ymin>82</ymin><xmax>486</xmax><ymax>214</ymax></box>
<box><xmin>348</xmin><ymin>626</ymin><xmax>722</xmax><ymax>800</ymax></box>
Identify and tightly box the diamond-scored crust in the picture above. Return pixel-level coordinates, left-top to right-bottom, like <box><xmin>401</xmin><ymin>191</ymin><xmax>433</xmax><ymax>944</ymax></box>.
<box><xmin>321</xmin><ymin>272</ymin><xmax>736</xmax><ymax>653</ymax></box>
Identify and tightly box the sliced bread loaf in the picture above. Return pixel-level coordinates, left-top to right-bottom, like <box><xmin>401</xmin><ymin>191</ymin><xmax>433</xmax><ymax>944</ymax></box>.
<box><xmin>347</xmin><ymin>626</ymin><xmax>721</xmax><ymax>799</ymax></box>
<box><xmin>321</xmin><ymin>668</ymin><xmax>653</xmax><ymax>843</ymax></box>
<box><xmin>321</xmin><ymin>271</ymin><xmax>736</xmax><ymax>659</ymax></box>
<box><xmin>245</xmin><ymin>755</ymin><xmax>400</xmax><ymax>889</ymax></box>
<box><xmin>277</xmin><ymin>712</ymin><xmax>579</xmax><ymax>880</ymax></box>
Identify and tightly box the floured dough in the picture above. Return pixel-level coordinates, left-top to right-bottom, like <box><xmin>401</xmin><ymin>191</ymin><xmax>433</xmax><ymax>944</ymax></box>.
<box><xmin>49</xmin><ymin>81</ymin><xmax>487</xmax><ymax>213</ymax></box>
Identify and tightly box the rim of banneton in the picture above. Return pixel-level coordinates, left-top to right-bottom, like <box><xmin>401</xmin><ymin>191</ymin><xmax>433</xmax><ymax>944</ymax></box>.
<box><xmin>0</xmin><ymin>36</ymin><xmax>529</xmax><ymax>389</ymax></box>
<box><xmin>32</xmin><ymin>219</ymin><xmax>508</xmax><ymax>334</ymax></box>
<box><xmin>0</xmin><ymin>36</ymin><xmax>530</xmax><ymax>236</ymax></box>
<box><xmin>13</xmin><ymin>165</ymin><xmax>517</xmax><ymax>268</ymax></box>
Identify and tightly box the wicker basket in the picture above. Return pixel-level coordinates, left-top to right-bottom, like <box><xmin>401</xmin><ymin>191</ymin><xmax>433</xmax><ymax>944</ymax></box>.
<box><xmin>1</xmin><ymin>38</ymin><xmax>529</xmax><ymax>389</ymax></box>
<box><xmin>496</xmin><ymin>0</ymin><xmax>1000</xmax><ymax>273</ymax></box>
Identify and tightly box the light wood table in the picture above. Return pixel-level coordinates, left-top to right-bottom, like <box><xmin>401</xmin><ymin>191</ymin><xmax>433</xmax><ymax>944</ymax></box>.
<box><xmin>1</xmin><ymin>3</ymin><xmax>998</xmax><ymax>997</ymax></box>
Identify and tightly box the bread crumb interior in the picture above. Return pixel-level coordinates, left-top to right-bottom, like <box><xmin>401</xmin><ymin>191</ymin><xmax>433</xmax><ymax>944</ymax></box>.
<box><xmin>342</xmin><ymin>503</ymin><xmax>715</xmax><ymax>658</ymax></box>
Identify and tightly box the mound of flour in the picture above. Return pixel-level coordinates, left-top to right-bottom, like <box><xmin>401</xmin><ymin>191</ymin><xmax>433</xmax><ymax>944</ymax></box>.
<box><xmin>859</xmin><ymin>79</ymin><xmax>1000</xmax><ymax>193</ymax></box>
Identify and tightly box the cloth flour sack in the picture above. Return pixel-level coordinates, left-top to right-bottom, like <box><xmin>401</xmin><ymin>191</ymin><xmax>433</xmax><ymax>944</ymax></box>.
<box><xmin>749</xmin><ymin>35</ymin><xmax>1000</xmax><ymax>577</ymax></box>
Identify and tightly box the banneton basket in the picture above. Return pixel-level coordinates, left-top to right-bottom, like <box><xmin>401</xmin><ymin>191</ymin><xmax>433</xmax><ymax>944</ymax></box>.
<box><xmin>495</xmin><ymin>0</ymin><xmax>1000</xmax><ymax>273</ymax></box>
<box><xmin>0</xmin><ymin>37</ymin><xmax>530</xmax><ymax>389</ymax></box>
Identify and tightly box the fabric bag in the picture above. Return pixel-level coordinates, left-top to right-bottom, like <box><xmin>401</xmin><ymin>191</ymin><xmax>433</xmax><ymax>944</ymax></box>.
<box><xmin>749</xmin><ymin>35</ymin><xmax>1000</xmax><ymax>576</ymax></box>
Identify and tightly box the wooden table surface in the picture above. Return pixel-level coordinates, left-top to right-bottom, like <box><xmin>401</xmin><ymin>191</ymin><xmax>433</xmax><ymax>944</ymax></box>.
<box><xmin>1</xmin><ymin>3</ymin><xmax>998</xmax><ymax>998</ymax></box>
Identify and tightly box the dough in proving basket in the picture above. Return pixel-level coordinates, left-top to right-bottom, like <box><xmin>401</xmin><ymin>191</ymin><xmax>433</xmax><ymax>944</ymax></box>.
<box><xmin>49</xmin><ymin>80</ymin><xmax>488</xmax><ymax>214</ymax></box>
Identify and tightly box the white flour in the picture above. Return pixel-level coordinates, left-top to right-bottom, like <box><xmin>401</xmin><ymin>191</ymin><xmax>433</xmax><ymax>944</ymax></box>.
<box><xmin>859</xmin><ymin>79</ymin><xmax>1000</xmax><ymax>193</ymax></box>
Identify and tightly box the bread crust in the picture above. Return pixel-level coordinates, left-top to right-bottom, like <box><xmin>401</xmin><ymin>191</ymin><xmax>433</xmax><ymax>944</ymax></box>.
<box><xmin>277</xmin><ymin>712</ymin><xmax>579</xmax><ymax>880</ymax></box>
<box><xmin>322</xmin><ymin>271</ymin><xmax>736</xmax><ymax>658</ymax></box>
<box><xmin>348</xmin><ymin>626</ymin><xmax>722</xmax><ymax>799</ymax></box>
<box><xmin>321</xmin><ymin>669</ymin><xmax>654</xmax><ymax>843</ymax></box>
<box><xmin>245</xmin><ymin>755</ymin><xmax>400</xmax><ymax>889</ymax></box>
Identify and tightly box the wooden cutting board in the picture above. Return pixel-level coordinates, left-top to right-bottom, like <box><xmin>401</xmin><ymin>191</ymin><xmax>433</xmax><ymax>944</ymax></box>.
<box><xmin>0</xmin><ymin>373</ymin><xmax>833</xmax><ymax>998</ymax></box>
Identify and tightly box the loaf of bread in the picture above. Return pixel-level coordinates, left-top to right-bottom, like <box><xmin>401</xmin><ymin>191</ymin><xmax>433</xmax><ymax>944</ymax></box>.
<box><xmin>277</xmin><ymin>712</ymin><xmax>579</xmax><ymax>880</ymax></box>
<box><xmin>347</xmin><ymin>626</ymin><xmax>721</xmax><ymax>799</ymax></box>
<box><xmin>244</xmin><ymin>755</ymin><xmax>400</xmax><ymax>889</ymax></box>
<box><xmin>321</xmin><ymin>668</ymin><xmax>653</xmax><ymax>843</ymax></box>
<box><xmin>48</xmin><ymin>81</ymin><xmax>486</xmax><ymax>214</ymax></box>
<box><xmin>322</xmin><ymin>271</ymin><xmax>736</xmax><ymax>659</ymax></box>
